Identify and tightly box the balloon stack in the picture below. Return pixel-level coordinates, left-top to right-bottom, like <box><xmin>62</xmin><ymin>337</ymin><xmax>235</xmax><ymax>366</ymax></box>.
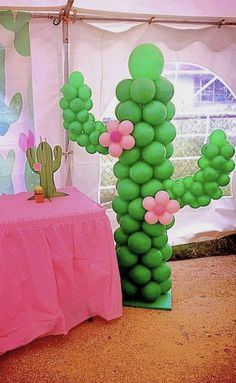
<box><xmin>59</xmin><ymin>44</ymin><xmax>235</xmax><ymax>307</ymax></box>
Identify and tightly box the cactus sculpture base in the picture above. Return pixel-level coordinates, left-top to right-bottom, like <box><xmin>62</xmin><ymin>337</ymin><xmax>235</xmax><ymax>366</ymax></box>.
<box><xmin>124</xmin><ymin>289</ymin><xmax>171</xmax><ymax>310</ymax></box>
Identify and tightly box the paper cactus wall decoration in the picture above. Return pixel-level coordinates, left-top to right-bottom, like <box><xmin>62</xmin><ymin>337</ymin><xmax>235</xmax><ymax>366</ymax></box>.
<box><xmin>26</xmin><ymin>140</ymin><xmax>67</xmax><ymax>198</ymax></box>
<box><xmin>0</xmin><ymin>47</ymin><xmax>23</xmax><ymax>136</ymax></box>
<box><xmin>59</xmin><ymin>44</ymin><xmax>235</xmax><ymax>305</ymax></box>
<box><xmin>0</xmin><ymin>150</ymin><xmax>15</xmax><ymax>194</ymax></box>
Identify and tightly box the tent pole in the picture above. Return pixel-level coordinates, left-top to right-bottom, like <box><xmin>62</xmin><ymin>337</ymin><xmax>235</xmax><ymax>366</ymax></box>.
<box><xmin>62</xmin><ymin>0</ymin><xmax>74</xmax><ymax>187</ymax></box>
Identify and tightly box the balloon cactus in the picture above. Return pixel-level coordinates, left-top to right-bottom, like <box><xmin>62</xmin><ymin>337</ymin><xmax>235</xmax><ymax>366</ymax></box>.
<box><xmin>59</xmin><ymin>43</ymin><xmax>235</xmax><ymax>305</ymax></box>
<box><xmin>26</xmin><ymin>140</ymin><xmax>67</xmax><ymax>198</ymax></box>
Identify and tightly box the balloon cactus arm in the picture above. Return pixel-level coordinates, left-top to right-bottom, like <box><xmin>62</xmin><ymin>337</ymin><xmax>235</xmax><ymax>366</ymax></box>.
<box><xmin>59</xmin><ymin>71</ymin><xmax>108</xmax><ymax>155</ymax></box>
<box><xmin>170</xmin><ymin>130</ymin><xmax>235</xmax><ymax>208</ymax></box>
<box><xmin>26</xmin><ymin>147</ymin><xmax>40</xmax><ymax>174</ymax></box>
<box><xmin>53</xmin><ymin>146</ymin><xmax>63</xmax><ymax>172</ymax></box>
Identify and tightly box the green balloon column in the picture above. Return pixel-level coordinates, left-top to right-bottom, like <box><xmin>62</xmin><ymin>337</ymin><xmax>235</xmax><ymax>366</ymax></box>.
<box><xmin>59</xmin><ymin>44</ymin><xmax>235</xmax><ymax>307</ymax></box>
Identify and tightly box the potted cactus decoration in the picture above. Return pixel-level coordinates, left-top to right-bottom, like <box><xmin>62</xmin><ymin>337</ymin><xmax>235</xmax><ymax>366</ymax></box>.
<box><xmin>26</xmin><ymin>139</ymin><xmax>67</xmax><ymax>199</ymax></box>
<box><xmin>59</xmin><ymin>43</ymin><xmax>235</xmax><ymax>308</ymax></box>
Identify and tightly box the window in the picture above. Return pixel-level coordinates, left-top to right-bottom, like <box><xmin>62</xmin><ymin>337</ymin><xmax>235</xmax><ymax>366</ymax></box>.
<box><xmin>99</xmin><ymin>63</ymin><xmax>236</xmax><ymax>207</ymax></box>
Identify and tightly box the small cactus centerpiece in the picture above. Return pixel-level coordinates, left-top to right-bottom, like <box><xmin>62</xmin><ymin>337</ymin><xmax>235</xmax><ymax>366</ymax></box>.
<box><xmin>26</xmin><ymin>139</ymin><xmax>67</xmax><ymax>199</ymax></box>
<box><xmin>59</xmin><ymin>43</ymin><xmax>235</xmax><ymax>307</ymax></box>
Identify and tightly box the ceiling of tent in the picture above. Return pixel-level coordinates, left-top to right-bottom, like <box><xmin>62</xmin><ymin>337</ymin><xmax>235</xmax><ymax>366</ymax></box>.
<box><xmin>0</xmin><ymin>0</ymin><xmax>236</xmax><ymax>20</ymax></box>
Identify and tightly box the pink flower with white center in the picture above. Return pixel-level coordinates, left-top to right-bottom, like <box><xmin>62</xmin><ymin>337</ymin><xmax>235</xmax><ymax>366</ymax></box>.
<box><xmin>142</xmin><ymin>191</ymin><xmax>180</xmax><ymax>225</ymax></box>
<box><xmin>33</xmin><ymin>162</ymin><xmax>42</xmax><ymax>172</ymax></box>
<box><xmin>99</xmin><ymin>120</ymin><xmax>135</xmax><ymax>157</ymax></box>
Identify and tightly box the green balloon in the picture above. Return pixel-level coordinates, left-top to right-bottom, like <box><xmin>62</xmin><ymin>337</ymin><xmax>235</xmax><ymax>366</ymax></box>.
<box><xmin>161</xmin><ymin>245</ymin><xmax>172</xmax><ymax>261</ymax></box>
<box><xmin>117</xmin><ymin>101</ymin><xmax>142</xmax><ymax>123</ymax></box>
<box><xmin>128</xmin><ymin>198</ymin><xmax>146</xmax><ymax>220</ymax></box>
<box><xmin>120</xmin><ymin>214</ymin><xmax>141</xmax><ymax>234</ymax></box>
<box><xmin>116</xmin><ymin>79</ymin><xmax>133</xmax><ymax>102</ymax></box>
<box><xmin>84</xmin><ymin>99</ymin><xmax>93</xmax><ymax>111</ymax></box>
<box><xmin>141</xmin><ymin>248</ymin><xmax>162</xmax><ymax>268</ymax></box>
<box><xmin>121</xmin><ymin>278</ymin><xmax>137</xmax><ymax>297</ymax></box>
<box><xmin>113</xmin><ymin>161</ymin><xmax>130</xmax><ymax>179</ymax></box>
<box><xmin>70</xmin><ymin>98</ymin><xmax>84</xmax><ymax>112</ymax></box>
<box><xmin>63</xmin><ymin>109</ymin><xmax>76</xmax><ymax>122</ymax></box>
<box><xmin>129</xmin><ymin>264</ymin><xmax>152</xmax><ymax>285</ymax></box>
<box><xmin>203</xmin><ymin>167</ymin><xmax>219</xmax><ymax>181</ymax></box>
<box><xmin>152</xmin><ymin>262</ymin><xmax>171</xmax><ymax>283</ymax></box>
<box><xmin>59</xmin><ymin>97</ymin><xmax>69</xmax><ymax>110</ymax></box>
<box><xmin>154</xmin><ymin>159</ymin><xmax>174</xmax><ymax>180</ymax></box>
<box><xmin>130</xmin><ymin>78</ymin><xmax>155</xmax><ymax>104</ymax></box>
<box><xmin>211</xmin><ymin>188</ymin><xmax>223</xmax><ymax>200</ymax></box>
<box><xmin>141</xmin><ymin>179</ymin><xmax>163</xmax><ymax>197</ymax></box>
<box><xmin>165</xmin><ymin>101</ymin><xmax>175</xmax><ymax>120</ymax></box>
<box><xmin>129</xmin><ymin>162</ymin><xmax>153</xmax><ymax>184</ymax></box>
<box><xmin>172</xmin><ymin>182</ymin><xmax>185</xmax><ymax>197</ymax></box>
<box><xmin>128</xmin><ymin>43</ymin><xmax>164</xmax><ymax>80</ymax></box>
<box><xmin>115</xmin><ymin>103</ymin><xmax>121</xmax><ymax>119</ymax></box>
<box><xmin>160</xmin><ymin>278</ymin><xmax>172</xmax><ymax>294</ymax></box>
<box><xmin>198</xmin><ymin>157</ymin><xmax>210</xmax><ymax>170</ymax></box>
<box><xmin>154</xmin><ymin>77</ymin><xmax>174</xmax><ymax>103</ymax></box>
<box><xmin>190</xmin><ymin>182</ymin><xmax>204</xmax><ymax>197</ymax></box>
<box><xmin>211</xmin><ymin>156</ymin><xmax>227</xmax><ymax>171</ymax></box>
<box><xmin>69</xmin><ymin>121</ymin><xmax>83</xmax><ymax>135</ymax></box>
<box><xmin>204</xmin><ymin>181</ymin><xmax>218</xmax><ymax>195</ymax></box>
<box><xmin>133</xmin><ymin>122</ymin><xmax>154</xmax><ymax>147</ymax></box>
<box><xmin>152</xmin><ymin>235</ymin><xmax>168</xmax><ymax>249</ymax></box>
<box><xmin>143</xmin><ymin>100</ymin><xmax>167</xmax><ymax>126</ymax></box>
<box><xmin>117</xmin><ymin>246</ymin><xmax>138</xmax><ymax>267</ymax></box>
<box><xmin>201</xmin><ymin>143</ymin><xmax>219</xmax><ymax>159</ymax></box>
<box><xmin>97</xmin><ymin>145</ymin><xmax>108</xmax><ymax>155</ymax></box>
<box><xmin>165</xmin><ymin>143</ymin><xmax>174</xmax><ymax>158</ymax></box>
<box><xmin>194</xmin><ymin>170</ymin><xmax>205</xmax><ymax>183</ymax></box>
<box><xmin>220</xmin><ymin>143</ymin><xmax>235</xmax><ymax>159</ymax></box>
<box><xmin>112</xmin><ymin>196</ymin><xmax>129</xmax><ymax>214</ymax></box>
<box><xmin>226</xmin><ymin>159</ymin><xmax>235</xmax><ymax>172</ymax></box>
<box><xmin>182</xmin><ymin>191</ymin><xmax>195</xmax><ymax>205</ymax></box>
<box><xmin>63</xmin><ymin>120</ymin><xmax>70</xmax><ymax>130</ymax></box>
<box><xmin>198</xmin><ymin>195</ymin><xmax>211</xmax><ymax>206</ymax></box>
<box><xmin>88</xmin><ymin>113</ymin><xmax>95</xmax><ymax>122</ymax></box>
<box><xmin>120</xmin><ymin>147</ymin><xmax>141</xmax><ymax>166</ymax></box>
<box><xmin>78</xmin><ymin>84</ymin><xmax>91</xmax><ymax>101</ymax></box>
<box><xmin>163</xmin><ymin>178</ymin><xmax>175</xmax><ymax>190</ymax></box>
<box><xmin>155</xmin><ymin>121</ymin><xmax>176</xmax><ymax>145</ymax></box>
<box><xmin>218</xmin><ymin>174</ymin><xmax>230</xmax><ymax>186</ymax></box>
<box><xmin>142</xmin><ymin>142</ymin><xmax>166</xmax><ymax>165</ymax></box>
<box><xmin>142</xmin><ymin>221</ymin><xmax>166</xmax><ymax>237</ymax></box>
<box><xmin>83</xmin><ymin>121</ymin><xmax>94</xmax><ymax>135</ymax></box>
<box><xmin>62</xmin><ymin>84</ymin><xmax>77</xmax><ymax>101</ymax></box>
<box><xmin>114</xmin><ymin>228</ymin><xmax>128</xmax><ymax>245</ymax></box>
<box><xmin>117</xmin><ymin>179</ymin><xmax>140</xmax><ymax>201</ymax></box>
<box><xmin>77</xmin><ymin>110</ymin><xmax>89</xmax><ymax>123</ymax></box>
<box><xmin>76</xmin><ymin>134</ymin><xmax>89</xmax><ymax>147</ymax></box>
<box><xmin>141</xmin><ymin>281</ymin><xmax>161</xmax><ymax>302</ymax></box>
<box><xmin>86</xmin><ymin>144</ymin><xmax>97</xmax><ymax>154</ymax></box>
<box><xmin>128</xmin><ymin>232</ymin><xmax>152</xmax><ymax>254</ymax></box>
<box><xmin>182</xmin><ymin>176</ymin><xmax>193</xmax><ymax>188</ymax></box>
<box><xmin>69</xmin><ymin>71</ymin><xmax>84</xmax><ymax>88</ymax></box>
<box><xmin>89</xmin><ymin>131</ymin><xmax>100</xmax><ymax>145</ymax></box>
<box><xmin>68</xmin><ymin>132</ymin><xmax>77</xmax><ymax>141</ymax></box>
<box><xmin>210</xmin><ymin>130</ymin><xmax>226</xmax><ymax>147</ymax></box>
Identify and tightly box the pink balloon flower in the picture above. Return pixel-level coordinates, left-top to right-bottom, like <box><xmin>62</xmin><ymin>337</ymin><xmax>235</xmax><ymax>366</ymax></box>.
<box><xmin>99</xmin><ymin>120</ymin><xmax>135</xmax><ymax>157</ymax></box>
<box><xmin>142</xmin><ymin>191</ymin><xmax>180</xmax><ymax>225</ymax></box>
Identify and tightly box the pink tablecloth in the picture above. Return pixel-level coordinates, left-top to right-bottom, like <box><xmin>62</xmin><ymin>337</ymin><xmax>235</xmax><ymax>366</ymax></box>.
<box><xmin>0</xmin><ymin>187</ymin><xmax>122</xmax><ymax>354</ymax></box>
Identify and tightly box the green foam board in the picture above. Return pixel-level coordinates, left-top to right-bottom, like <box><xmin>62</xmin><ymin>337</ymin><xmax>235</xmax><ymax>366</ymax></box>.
<box><xmin>123</xmin><ymin>290</ymin><xmax>172</xmax><ymax>310</ymax></box>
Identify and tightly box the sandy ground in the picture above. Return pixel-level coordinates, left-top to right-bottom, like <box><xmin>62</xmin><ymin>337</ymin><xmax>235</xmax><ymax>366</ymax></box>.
<box><xmin>0</xmin><ymin>255</ymin><xmax>236</xmax><ymax>383</ymax></box>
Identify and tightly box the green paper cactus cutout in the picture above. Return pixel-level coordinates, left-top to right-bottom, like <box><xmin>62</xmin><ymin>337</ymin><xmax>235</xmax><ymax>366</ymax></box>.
<box><xmin>0</xmin><ymin>150</ymin><xmax>15</xmax><ymax>194</ymax></box>
<box><xmin>0</xmin><ymin>46</ymin><xmax>23</xmax><ymax>136</ymax></box>
<box><xmin>0</xmin><ymin>11</ymin><xmax>31</xmax><ymax>56</ymax></box>
<box><xmin>26</xmin><ymin>140</ymin><xmax>67</xmax><ymax>198</ymax></box>
<box><xmin>59</xmin><ymin>43</ymin><xmax>235</xmax><ymax>304</ymax></box>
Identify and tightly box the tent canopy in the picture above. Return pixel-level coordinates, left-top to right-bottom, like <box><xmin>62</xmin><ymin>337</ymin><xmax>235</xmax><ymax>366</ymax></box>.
<box><xmin>0</xmin><ymin>0</ymin><xmax>236</xmax><ymax>20</ymax></box>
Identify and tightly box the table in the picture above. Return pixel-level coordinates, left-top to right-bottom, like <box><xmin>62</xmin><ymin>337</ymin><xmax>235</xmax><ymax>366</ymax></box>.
<box><xmin>0</xmin><ymin>187</ymin><xmax>122</xmax><ymax>354</ymax></box>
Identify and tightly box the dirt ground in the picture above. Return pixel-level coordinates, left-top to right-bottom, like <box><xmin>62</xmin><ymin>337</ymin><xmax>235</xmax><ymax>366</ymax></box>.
<box><xmin>0</xmin><ymin>255</ymin><xmax>236</xmax><ymax>383</ymax></box>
